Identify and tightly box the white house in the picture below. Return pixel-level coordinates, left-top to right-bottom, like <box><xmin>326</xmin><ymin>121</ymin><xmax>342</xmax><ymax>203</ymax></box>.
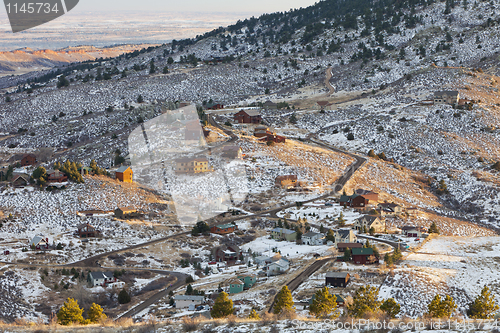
<box><xmin>254</xmin><ymin>255</ymin><xmax>272</xmax><ymax>266</ymax></box>
<box><xmin>302</xmin><ymin>232</ymin><xmax>323</xmax><ymax>245</ymax></box>
<box><xmin>88</xmin><ymin>271</ymin><xmax>116</xmax><ymax>287</ymax></box>
<box><xmin>175</xmin><ymin>295</ymin><xmax>205</xmax><ymax>309</ymax></box>
<box><xmin>267</xmin><ymin>258</ymin><xmax>290</xmax><ymax>276</ymax></box>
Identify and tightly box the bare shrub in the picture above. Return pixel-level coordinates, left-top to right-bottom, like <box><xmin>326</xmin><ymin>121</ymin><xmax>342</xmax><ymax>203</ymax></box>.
<box><xmin>182</xmin><ymin>317</ymin><xmax>198</xmax><ymax>332</ymax></box>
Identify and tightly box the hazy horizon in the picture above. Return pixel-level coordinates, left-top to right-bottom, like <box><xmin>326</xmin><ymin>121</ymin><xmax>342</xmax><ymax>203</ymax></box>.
<box><xmin>0</xmin><ymin>0</ymin><xmax>319</xmax><ymax>51</ymax></box>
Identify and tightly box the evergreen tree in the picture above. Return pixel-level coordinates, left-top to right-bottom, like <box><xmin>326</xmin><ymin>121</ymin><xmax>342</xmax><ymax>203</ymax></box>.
<box><xmin>137</xmin><ymin>95</ymin><xmax>144</xmax><ymax>103</ymax></box>
<box><xmin>384</xmin><ymin>253</ymin><xmax>393</xmax><ymax>266</ymax></box>
<box><xmin>338</xmin><ymin>212</ymin><xmax>346</xmax><ymax>227</ymax></box>
<box><xmin>326</xmin><ymin>229</ymin><xmax>335</xmax><ymax>242</ymax></box>
<box><xmin>274</xmin><ymin>286</ymin><xmax>295</xmax><ymax>315</ymax></box>
<box><xmin>211</xmin><ymin>292</ymin><xmax>234</xmax><ymax>318</ymax></box>
<box><xmin>87</xmin><ymin>303</ymin><xmax>107</xmax><ymax>323</ymax></box>
<box><xmin>118</xmin><ymin>289</ymin><xmax>131</xmax><ymax>304</ymax></box>
<box><xmin>343</xmin><ymin>248</ymin><xmax>351</xmax><ymax>262</ymax></box>
<box><xmin>428</xmin><ymin>222</ymin><xmax>440</xmax><ymax>234</ymax></box>
<box><xmin>248</xmin><ymin>309</ymin><xmax>260</xmax><ymax>319</ymax></box>
<box><xmin>186</xmin><ymin>284</ymin><xmax>193</xmax><ymax>295</ymax></box>
<box><xmin>32</xmin><ymin>166</ymin><xmax>47</xmax><ymax>185</ymax></box>
<box><xmin>427</xmin><ymin>294</ymin><xmax>456</xmax><ymax>318</ymax></box>
<box><xmin>347</xmin><ymin>285</ymin><xmax>382</xmax><ymax>318</ymax></box>
<box><xmin>309</xmin><ymin>287</ymin><xmax>339</xmax><ymax>319</ymax></box>
<box><xmin>380</xmin><ymin>298</ymin><xmax>400</xmax><ymax>318</ymax></box>
<box><xmin>57</xmin><ymin>298</ymin><xmax>85</xmax><ymax>325</ymax></box>
<box><xmin>467</xmin><ymin>286</ymin><xmax>499</xmax><ymax>319</ymax></box>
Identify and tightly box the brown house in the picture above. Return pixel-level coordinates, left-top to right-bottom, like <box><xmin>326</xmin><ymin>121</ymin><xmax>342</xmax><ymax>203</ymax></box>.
<box><xmin>77</xmin><ymin>223</ymin><xmax>101</xmax><ymax>238</ymax></box>
<box><xmin>325</xmin><ymin>272</ymin><xmax>350</xmax><ymax>287</ymax></box>
<box><xmin>47</xmin><ymin>170</ymin><xmax>68</xmax><ymax>183</ymax></box>
<box><xmin>254</xmin><ymin>125</ymin><xmax>270</xmax><ymax>138</ymax></box>
<box><xmin>258</xmin><ymin>133</ymin><xmax>286</xmax><ymax>143</ymax></box>
<box><xmin>351</xmin><ymin>248</ymin><xmax>379</xmax><ymax>265</ymax></box>
<box><xmin>354</xmin><ymin>189</ymin><xmax>379</xmax><ymax>202</ymax></box>
<box><xmin>336</xmin><ymin>243</ymin><xmax>363</xmax><ymax>252</ymax></box>
<box><xmin>212</xmin><ymin>244</ymin><xmax>242</xmax><ymax>264</ymax></box>
<box><xmin>234</xmin><ymin>110</ymin><xmax>262</xmax><ymax>124</ymax></box>
<box><xmin>210</xmin><ymin>223</ymin><xmax>238</xmax><ymax>235</ymax></box>
<box><xmin>11</xmin><ymin>174</ymin><xmax>29</xmax><ymax>187</ymax></box>
<box><xmin>175</xmin><ymin>157</ymin><xmax>211</xmax><ymax>174</ymax></box>
<box><xmin>115</xmin><ymin>207</ymin><xmax>137</xmax><ymax>218</ymax></box>
<box><xmin>21</xmin><ymin>154</ymin><xmax>36</xmax><ymax>167</ymax></box>
<box><xmin>339</xmin><ymin>193</ymin><xmax>369</xmax><ymax>208</ymax></box>
<box><xmin>222</xmin><ymin>146</ymin><xmax>243</xmax><ymax>159</ymax></box>
<box><xmin>115</xmin><ymin>166</ymin><xmax>133</xmax><ymax>183</ymax></box>
<box><xmin>185</xmin><ymin>120</ymin><xmax>203</xmax><ymax>141</ymax></box>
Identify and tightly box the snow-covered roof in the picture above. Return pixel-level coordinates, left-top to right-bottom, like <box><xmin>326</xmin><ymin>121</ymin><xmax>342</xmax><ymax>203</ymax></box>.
<box><xmin>271</xmin><ymin>227</ymin><xmax>295</xmax><ymax>234</ymax></box>
<box><xmin>89</xmin><ymin>271</ymin><xmax>114</xmax><ymax>280</ymax></box>
<box><xmin>303</xmin><ymin>232</ymin><xmax>321</xmax><ymax>238</ymax></box>
<box><xmin>174</xmin><ymin>295</ymin><xmax>205</xmax><ymax>301</ymax></box>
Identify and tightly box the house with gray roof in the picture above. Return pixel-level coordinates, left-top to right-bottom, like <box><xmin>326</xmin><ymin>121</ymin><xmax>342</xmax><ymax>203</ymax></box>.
<box><xmin>88</xmin><ymin>271</ymin><xmax>116</xmax><ymax>287</ymax></box>
<box><xmin>355</xmin><ymin>215</ymin><xmax>385</xmax><ymax>233</ymax></box>
<box><xmin>174</xmin><ymin>295</ymin><xmax>205</xmax><ymax>309</ymax></box>
<box><xmin>302</xmin><ymin>232</ymin><xmax>323</xmax><ymax>245</ymax></box>
<box><xmin>271</xmin><ymin>227</ymin><xmax>297</xmax><ymax>241</ymax></box>
<box><xmin>334</xmin><ymin>229</ymin><xmax>357</xmax><ymax>244</ymax></box>
<box><xmin>434</xmin><ymin>91</ymin><xmax>460</xmax><ymax>104</ymax></box>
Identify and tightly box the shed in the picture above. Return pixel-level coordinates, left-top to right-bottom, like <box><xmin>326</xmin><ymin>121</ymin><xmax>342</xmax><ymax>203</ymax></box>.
<box><xmin>115</xmin><ymin>166</ymin><xmax>133</xmax><ymax>183</ymax></box>
<box><xmin>325</xmin><ymin>272</ymin><xmax>350</xmax><ymax>287</ymax></box>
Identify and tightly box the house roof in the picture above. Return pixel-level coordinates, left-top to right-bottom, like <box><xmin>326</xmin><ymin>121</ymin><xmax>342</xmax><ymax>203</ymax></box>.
<box><xmin>89</xmin><ymin>271</ymin><xmax>114</xmax><ymax>280</ymax></box>
<box><xmin>116</xmin><ymin>207</ymin><xmax>137</xmax><ymax>212</ymax></box>
<box><xmin>12</xmin><ymin>174</ymin><xmax>29</xmax><ymax>183</ymax></box>
<box><xmin>116</xmin><ymin>166</ymin><xmax>131</xmax><ymax>173</ymax></box>
<box><xmin>269</xmin><ymin>259</ymin><xmax>289</xmax><ymax>268</ymax></box>
<box><xmin>227</xmin><ymin>278</ymin><xmax>243</xmax><ymax>285</ymax></box>
<box><xmin>360</xmin><ymin>215</ymin><xmax>380</xmax><ymax>224</ymax></box>
<box><xmin>326</xmin><ymin>272</ymin><xmax>349</xmax><ymax>278</ymax></box>
<box><xmin>335</xmin><ymin>229</ymin><xmax>353</xmax><ymax>238</ymax></box>
<box><xmin>174</xmin><ymin>295</ymin><xmax>205</xmax><ymax>301</ymax></box>
<box><xmin>337</xmin><ymin>242</ymin><xmax>362</xmax><ymax>248</ymax></box>
<box><xmin>379</xmin><ymin>203</ymin><xmax>400</xmax><ymax>208</ymax></box>
<box><xmin>30</xmin><ymin>235</ymin><xmax>45</xmax><ymax>246</ymax></box>
<box><xmin>77</xmin><ymin>223</ymin><xmax>95</xmax><ymax>230</ymax></box>
<box><xmin>241</xmin><ymin>110</ymin><xmax>261</xmax><ymax>116</ymax></box>
<box><xmin>352</xmin><ymin>248</ymin><xmax>374</xmax><ymax>256</ymax></box>
<box><xmin>254</xmin><ymin>255</ymin><xmax>271</xmax><ymax>262</ymax></box>
<box><xmin>303</xmin><ymin>232</ymin><xmax>321</xmax><ymax>238</ymax></box>
<box><xmin>175</xmin><ymin>156</ymin><xmax>209</xmax><ymax>163</ymax></box>
<box><xmin>215</xmin><ymin>223</ymin><xmax>235</xmax><ymax>229</ymax></box>
<box><xmin>434</xmin><ymin>91</ymin><xmax>459</xmax><ymax>97</ymax></box>
<box><xmin>271</xmin><ymin>228</ymin><xmax>296</xmax><ymax>234</ymax></box>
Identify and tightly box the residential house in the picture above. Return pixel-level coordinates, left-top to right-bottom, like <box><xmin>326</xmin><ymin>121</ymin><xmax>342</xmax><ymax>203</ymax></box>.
<box><xmin>184</xmin><ymin>120</ymin><xmax>204</xmax><ymax>141</ymax></box>
<box><xmin>267</xmin><ymin>258</ymin><xmax>290</xmax><ymax>275</ymax></box>
<box><xmin>355</xmin><ymin>215</ymin><xmax>385</xmax><ymax>233</ymax></box>
<box><xmin>406</xmin><ymin>207</ymin><xmax>422</xmax><ymax>217</ymax></box>
<box><xmin>213</xmin><ymin>244</ymin><xmax>242</xmax><ymax>263</ymax></box>
<box><xmin>354</xmin><ymin>189</ymin><xmax>379</xmax><ymax>202</ymax></box>
<box><xmin>254</xmin><ymin>255</ymin><xmax>272</xmax><ymax>266</ymax></box>
<box><xmin>21</xmin><ymin>154</ymin><xmax>36</xmax><ymax>167</ymax></box>
<box><xmin>378</xmin><ymin>202</ymin><xmax>404</xmax><ymax>216</ymax></box>
<box><xmin>205</xmin><ymin>102</ymin><xmax>224</xmax><ymax>110</ymax></box>
<box><xmin>237</xmin><ymin>274</ymin><xmax>257</xmax><ymax>289</ymax></box>
<box><xmin>175</xmin><ymin>157</ymin><xmax>211</xmax><ymax>174</ymax></box>
<box><xmin>275</xmin><ymin>175</ymin><xmax>297</xmax><ymax>189</ymax></box>
<box><xmin>115</xmin><ymin>166</ymin><xmax>133</xmax><ymax>183</ymax></box>
<box><xmin>114</xmin><ymin>207</ymin><xmax>137</xmax><ymax>218</ymax></box>
<box><xmin>76</xmin><ymin>223</ymin><xmax>100</xmax><ymax>238</ymax></box>
<box><xmin>210</xmin><ymin>223</ymin><xmax>238</xmax><ymax>235</ymax></box>
<box><xmin>258</xmin><ymin>132</ymin><xmax>286</xmax><ymax>143</ymax></box>
<box><xmin>302</xmin><ymin>232</ymin><xmax>323</xmax><ymax>245</ymax></box>
<box><xmin>78</xmin><ymin>166</ymin><xmax>94</xmax><ymax>176</ymax></box>
<box><xmin>339</xmin><ymin>193</ymin><xmax>369</xmax><ymax>208</ymax></box>
<box><xmin>254</xmin><ymin>125</ymin><xmax>271</xmax><ymax>138</ymax></box>
<box><xmin>227</xmin><ymin>277</ymin><xmax>244</xmax><ymax>294</ymax></box>
<box><xmin>47</xmin><ymin>169</ymin><xmax>68</xmax><ymax>183</ymax></box>
<box><xmin>401</xmin><ymin>225</ymin><xmax>426</xmax><ymax>238</ymax></box>
<box><xmin>336</xmin><ymin>242</ymin><xmax>363</xmax><ymax>252</ymax></box>
<box><xmin>29</xmin><ymin>236</ymin><xmax>49</xmax><ymax>250</ymax></box>
<box><xmin>88</xmin><ymin>271</ymin><xmax>116</xmax><ymax>287</ymax></box>
<box><xmin>351</xmin><ymin>248</ymin><xmax>379</xmax><ymax>264</ymax></box>
<box><xmin>325</xmin><ymin>272</ymin><xmax>350</xmax><ymax>287</ymax></box>
<box><xmin>234</xmin><ymin>110</ymin><xmax>262</xmax><ymax>124</ymax></box>
<box><xmin>174</xmin><ymin>295</ymin><xmax>205</xmax><ymax>309</ymax></box>
<box><xmin>334</xmin><ymin>229</ymin><xmax>357</xmax><ymax>243</ymax></box>
<box><xmin>271</xmin><ymin>228</ymin><xmax>297</xmax><ymax>241</ymax></box>
<box><xmin>222</xmin><ymin>146</ymin><xmax>243</xmax><ymax>159</ymax></box>
<box><xmin>11</xmin><ymin>174</ymin><xmax>29</xmax><ymax>187</ymax></box>
<box><xmin>434</xmin><ymin>91</ymin><xmax>460</xmax><ymax>105</ymax></box>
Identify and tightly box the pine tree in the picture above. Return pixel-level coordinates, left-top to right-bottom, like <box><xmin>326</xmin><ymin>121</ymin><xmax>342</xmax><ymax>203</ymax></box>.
<box><xmin>309</xmin><ymin>287</ymin><xmax>338</xmax><ymax>319</ymax></box>
<box><xmin>338</xmin><ymin>212</ymin><xmax>346</xmax><ymax>227</ymax></box>
<box><xmin>347</xmin><ymin>285</ymin><xmax>382</xmax><ymax>318</ymax></box>
<box><xmin>87</xmin><ymin>303</ymin><xmax>106</xmax><ymax>323</ymax></box>
<box><xmin>211</xmin><ymin>292</ymin><xmax>234</xmax><ymax>318</ymax></box>
<box><xmin>343</xmin><ymin>248</ymin><xmax>351</xmax><ymax>262</ymax></box>
<box><xmin>467</xmin><ymin>286</ymin><xmax>499</xmax><ymax>319</ymax></box>
<box><xmin>137</xmin><ymin>95</ymin><xmax>144</xmax><ymax>103</ymax></box>
<box><xmin>428</xmin><ymin>294</ymin><xmax>456</xmax><ymax>318</ymax></box>
<box><xmin>186</xmin><ymin>284</ymin><xmax>193</xmax><ymax>295</ymax></box>
<box><xmin>248</xmin><ymin>309</ymin><xmax>260</xmax><ymax>320</ymax></box>
<box><xmin>274</xmin><ymin>286</ymin><xmax>295</xmax><ymax>315</ymax></box>
<box><xmin>57</xmin><ymin>298</ymin><xmax>85</xmax><ymax>325</ymax></box>
<box><xmin>428</xmin><ymin>222</ymin><xmax>440</xmax><ymax>234</ymax></box>
<box><xmin>380</xmin><ymin>298</ymin><xmax>400</xmax><ymax>318</ymax></box>
<box><xmin>384</xmin><ymin>253</ymin><xmax>393</xmax><ymax>266</ymax></box>
<box><xmin>118</xmin><ymin>289</ymin><xmax>131</xmax><ymax>304</ymax></box>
